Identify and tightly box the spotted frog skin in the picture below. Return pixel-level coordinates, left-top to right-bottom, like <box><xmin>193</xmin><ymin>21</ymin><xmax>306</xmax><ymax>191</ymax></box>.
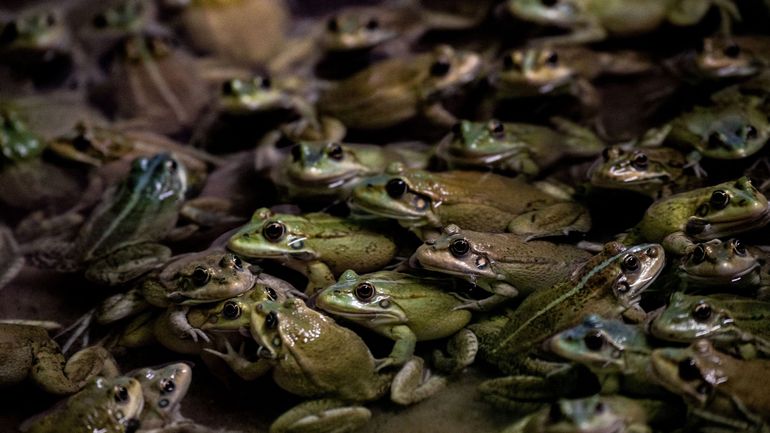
<box><xmin>350</xmin><ymin>164</ymin><xmax>591</xmax><ymax>239</ymax></box>
<box><xmin>410</xmin><ymin>224</ymin><xmax>591</xmax><ymax>310</ymax></box>
<box><xmin>227</xmin><ymin>208</ymin><xmax>398</xmax><ymax>294</ymax></box>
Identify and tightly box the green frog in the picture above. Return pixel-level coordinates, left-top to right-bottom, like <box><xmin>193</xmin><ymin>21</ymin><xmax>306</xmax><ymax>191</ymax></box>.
<box><xmin>475</xmin><ymin>242</ymin><xmax>664</xmax><ymax>410</ymax></box>
<box><xmin>227</xmin><ymin>208</ymin><xmax>399</xmax><ymax>294</ymax></box>
<box><xmin>350</xmin><ymin>164</ymin><xmax>591</xmax><ymax>239</ymax></box>
<box><xmin>318</xmin><ymin>44</ymin><xmax>481</xmax><ymax>129</ymax></box>
<box><xmin>320</xmin><ymin>7</ymin><xmax>400</xmax><ymax>53</ymax></box>
<box><xmin>624</xmin><ymin>177</ymin><xmax>770</xmax><ymax>255</ymax></box>
<box><xmin>203</xmin><ymin>298</ymin><xmax>446</xmax><ymax>433</ymax></box>
<box><xmin>24</xmin><ymin>153</ymin><xmax>187</xmax><ymax>285</ymax></box>
<box><xmin>0</xmin><ymin>324</ymin><xmax>118</xmax><ymax>394</ymax></box>
<box><xmin>506</xmin><ymin>0</ymin><xmax>739</xmax><ymax>45</ymax></box>
<box><xmin>20</xmin><ymin>376</ymin><xmax>144</xmax><ymax>433</ymax></box>
<box><xmin>650</xmin><ymin>339</ymin><xmax>770</xmax><ymax>431</ymax></box>
<box><xmin>675</xmin><ymin>239</ymin><xmax>762</xmax><ymax>290</ymax></box>
<box><xmin>437</xmin><ymin>118</ymin><xmax>604</xmax><ymax>176</ymax></box>
<box><xmin>589</xmin><ymin>145</ymin><xmax>697</xmax><ymax>199</ymax></box>
<box><xmin>410</xmin><ymin>224</ymin><xmax>591</xmax><ymax>309</ymax></box>
<box><xmin>129</xmin><ymin>362</ymin><xmax>191</xmax><ymax>430</ymax></box>
<box><xmin>316</xmin><ymin>269</ymin><xmax>476</xmax><ymax>372</ymax></box>
<box><xmin>650</xmin><ymin>293</ymin><xmax>770</xmax><ymax>359</ymax></box>
<box><xmin>272</xmin><ymin>140</ymin><xmax>431</xmax><ymax>200</ymax></box>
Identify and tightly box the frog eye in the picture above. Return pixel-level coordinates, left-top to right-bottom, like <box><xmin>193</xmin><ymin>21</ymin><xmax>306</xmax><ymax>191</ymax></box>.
<box><xmin>365</xmin><ymin>18</ymin><xmax>379</xmax><ymax>30</ymax></box>
<box><xmin>707</xmin><ymin>132</ymin><xmax>723</xmax><ymax>148</ymax></box>
<box><xmin>709</xmin><ymin>190</ymin><xmax>730</xmax><ymax>209</ymax></box>
<box><xmin>690</xmin><ymin>245</ymin><xmax>706</xmax><ymax>264</ymax></box>
<box><xmin>72</xmin><ymin>133</ymin><xmax>92</xmax><ymax>151</ymax></box>
<box><xmin>259</xmin><ymin>76</ymin><xmax>271</xmax><ymax>89</ymax></box>
<box><xmin>220</xmin><ymin>254</ymin><xmax>243</xmax><ymax>269</ymax></box>
<box><xmin>723</xmin><ymin>43</ymin><xmax>741</xmax><ymax>58</ymax></box>
<box><xmin>327</xmin><ymin>16</ymin><xmax>339</xmax><ymax>32</ymax></box>
<box><xmin>114</xmin><ymin>386</ymin><xmax>130</xmax><ymax>403</ymax></box>
<box><xmin>451</xmin><ymin>122</ymin><xmax>463</xmax><ymax>135</ymax></box>
<box><xmin>430</xmin><ymin>59</ymin><xmax>451</xmax><ymax>77</ymax></box>
<box><xmin>221</xmin><ymin>80</ymin><xmax>237</xmax><ymax>96</ymax></box>
<box><xmin>191</xmin><ymin>267</ymin><xmax>211</xmax><ymax>287</ymax></box>
<box><xmin>692</xmin><ymin>303</ymin><xmax>712</xmax><ymax>322</ymax></box>
<box><xmin>745</xmin><ymin>125</ymin><xmax>758</xmax><ymax>140</ymax></box>
<box><xmin>631</xmin><ymin>152</ymin><xmax>648</xmax><ymax>169</ymax></box>
<box><xmin>677</xmin><ymin>357</ymin><xmax>701</xmax><ymax>381</ymax></box>
<box><xmin>164</xmin><ymin>158</ymin><xmax>178</xmax><ymax>172</ymax></box>
<box><xmin>0</xmin><ymin>21</ymin><xmax>19</xmax><ymax>45</ymax></box>
<box><xmin>125</xmin><ymin>419</ymin><xmax>141</xmax><ymax>433</ymax></box>
<box><xmin>327</xmin><ymin>143</ymin><xmax>344</xmax><ymax>160</ymax></box>
<box><xmin>621</xmin><ymin>255</ymin><xmax>640</xmax><ymax>272</ymax></box>
<box><xmin>594</xmin><ymin>401</ymin><xmax>605</xmax><ymax>414</ymax></box>
<box><xmin>385</xmin><ymin>178</ymin><xmax>407</xmax><ymax>198</ymax></box>
<box><xmin>265</xmin><ymin>287</ymin><xmax>277</xmax><ymax>300</ymax></box>
<box><xmin>93</xmin><ymin>13</ymin><xmax>108</xmax><ymax>28</ymax></box>
<box><xmin>544</xmin><ymin>51</ymin><xmax>559</xmax><ymax>66</ymax></box>
<box><xmin>222</xmin><ymin>301</ymin><xmax>241</xmax><ymax>320</ymax></box>
<box><xmin>487</xmin><ymin>120</ymin><xmax>504</xmax><ymax>136</ymax></box>
<box><xmin>354</xmin><ymin>282</ymin><xmax>376</xmax><ymax>301</ymax></box>
<box><xmin>263</xmin><ymin>222</ymin><xmax>286</xmax><ymax>242</ymax></box>
<box><xmin>265</xmin><ymin>311</ymin><xmax>278</xmax><ymax>329</ymax></box>
<box><xmin>290</xmin><ymin>145</ymin><xmax>302</xmax><ymax>162</ymax></box>
<box><xmin>583</xmin><ymin>330</ymin><xmax>604</xmax><ymax>351</ymax></box>
<box><xmin>449</xmin><ymin>239</ymin><xmax>470</xmax><ymax>257</ymax></box>
<box><xmin>540</xmin><ymin>0</ymin><xmax>559</xmax><ymax>7</ymax></box>
<box><xmin>732</xmin><ymin>239</ymin><xmax>746</xmax><ymax>256</ymax></box>
<box><xmin>46</xmin><ymin>13</ymin><xmax>57</xmax><ymax>26</ymax></box>
<box><xmin>160</xmin><ymin>379</ymin><xmax>175</xmax><ymax>394</ymax></box>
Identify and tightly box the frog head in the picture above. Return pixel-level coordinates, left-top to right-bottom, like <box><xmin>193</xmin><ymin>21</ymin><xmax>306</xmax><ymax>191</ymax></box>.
<box><xmin>677</xmin><ymin>239</ymin><xmax>760</xmax><ymax>286</ymax></box>
<box><xmin>650</xmin><ymin>340</ymin><xmax>726</xmax><ymax>406</ymax></box>
<box><xmin>683</xmin><ymin>178</ymin><xmax>770</xmax><ymax>240</ymax></box>
<box><xmin>0</xmin><ymin>8</ymin><xmax>68</xmax><ymax>53</ymax></box>
<box><xmin>60</xmin><ymin>376</ymin><xmax>144</xmax><ymax>432</ymax></box>
<box><xmin>506</xmin><ymin>0</ymin><xmax>586</xmax><ymax>27</ymax></box>
<box><xmin>321</xmin><ymin>12</ymin><xmax>396</xmax><ymax>52</ymax></box>
<box><xmin>316</xmin><ymin>269</ymin><xmax>408</xmax><ymax>327</ymax></box>
<box><xmin>540</xmin><ymin>396</ymin><xmax>626</xmax><ymax>433</ymax></box>
<box><xmin>420</xmin><ymin>45</ymin><xmax>481</xmax><ymax>100</ymax></box>
<box><xmin>694</xmin><ymin>37</ymin><xmax>762</xmax><ymax>79</ymax></box>
<box><xmin>249</xmin><ymin>298</ymin><xmax>333</xmax><ymax>360</ymax></box>
<box><xmin>680</xmin><ymin>102</ymin><xmax>770</xmax><ymax>159</ymax></box>
<box><xmin>495</xmin><ymin>47</ymin><xmax>574</xmax><ymax>95</ymax></box>
<box><xmin>548</xmin><ymin>315</ymin><xmax>648</xmax><ymax>374</ymax></box>
<box><xmin>593</xmin><ymin>242</ymin><xmax>666</xmax><ymax>310</ymax></box>
<box><xmin>48</xmin><ymin>122</ymin><xmax>133</xmax><ymax>167</ymax></box>
<box><xmin>410</xmin><ymin>225</ymin><xmax>501</xmax><ymax>282</ymax></box>
<box><xmin>650</xmin><ymin>293</ymin><xmax>740</xmax><ymax>343</ymax></box>
<box><xmin>219</xmin><ymin>76</ymin><xmax>289</xmax><ymax>114</ymax></box>
<box><xmin>439</xmin><ymin>120</ymin><xmax>527</xmax><ymax>163</ymax></box>
<box><xmin>91</xmin><ymin>0</ymin><xmax>150</xmax><ymax>33</ymax></box>
<box><xmin>284</xmin><ymin>141</ymin><xmax>373</xmax><ymax>186</ymax></box>
<box><xmin>0</xmin><ymin>110</ymin><xmax>45</xmax><ymax>164</ymax></box>
<box><xmin>159</xmin><ymin>251</ymin><xmax>256</xmax><ymax>305</ymax></box>
<box><xmin>119</xmin><ymin>33</ymin><xmax>176</xmax><ymax>64</ymax></box>
<box><xmin>227</xmin><ymin>208</ymin><xmax>318</xmax><ymax>260</ymax></box>
<box><xmin>199</xmin><ymin>285</ymin><xmax>282</xmax><ymax>333</ymax></box>
<box><xmin>589</xmin><ymin>146</ymin><xmax>686</xmax><ymax>195</ymax></box>
<box><xmin>121</xmin><ymin>153</ymin><xmax>188</xmax><ymax>209</ymax></box>
<box><xmin>128</xmin><ymin>362</ymin><xmax>191</xmax><ymax>428</ymax></box>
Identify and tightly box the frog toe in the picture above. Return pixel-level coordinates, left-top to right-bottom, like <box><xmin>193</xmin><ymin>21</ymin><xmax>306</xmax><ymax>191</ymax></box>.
<box><xmin>269</xmin><ymin>399</ymin><xmax>370</xmax><ymax>433</ymax></box>
<box><xmin>391</xmin><ymin>356</ymin><xmax>446</xmax><ymax>405</ymax></box>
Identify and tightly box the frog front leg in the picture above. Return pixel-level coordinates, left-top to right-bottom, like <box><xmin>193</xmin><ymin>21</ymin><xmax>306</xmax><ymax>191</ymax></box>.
<box><xmin>168</xmin><ymin>306</ymin><xmax>210</xmax><ymax>343</ymax></box>
<box><xmin>31</xmin><ymin>343</ymin><xmax>117</xmax><ymax>394</ymax></box>
<box><xmin>204</xmin><ymin>340</ymin><xmax>272</xmax><ymax>381</ymax></box>
<box><xmin>390</xmin><ymin>356</ymin><xmax>447</xmax><ymax>405</ymax></box>
<box><xmin>453</xmin><ymin>282</ymin><xmax>518</xmax><ymax>311</ymax></box>
<box><xmin>376</xmin><ymin>325</ymin><xmax>417</xmax><ymax>371</ymax></box>
<box><xmin>304</xmin><ymin>261</ymin><xmax>337</xmax><ymax>296</ymax></box>
<box><xmin>85</xmin><ymin>243</ymin><xmax>171</xmax><ymax>285</ymax></box>
<box><xmin>422</xmin><ymin>102</ymin><xmax>458</xmax><ymax>128</ymax></box>
<box><xmin>269</xmin><ymin>399</ymin><xmax>371</xmax><ymax>433</ymax></box>
<box><xmin>662</xmin><ymin>232</ymin><xmax>696</xmax><ymax>256</ymax></box>
<box><xmin>433</xmin><ymin>328</ymin><xmax>478</xmax><ymax>374</ymax></box>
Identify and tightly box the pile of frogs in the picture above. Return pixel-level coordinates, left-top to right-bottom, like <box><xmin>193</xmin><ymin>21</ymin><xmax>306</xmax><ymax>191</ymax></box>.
<box><xmin>2</xmin><ymin>0</ymin><xmax>770</xmax><ymax>432</ymax></box>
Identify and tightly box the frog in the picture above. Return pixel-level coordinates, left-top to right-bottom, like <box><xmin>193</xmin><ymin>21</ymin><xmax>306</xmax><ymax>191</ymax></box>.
<box><xmin>675</xmin><ymin>239</ymin><xmax>763</xmax><ymax>291</ymax></box>
<box><xmin>203</xmin><ymin>298</ymin><xmax>446</xmax><ymax>433</ymax></box>
<box><xmin>650</xmin><ymin>292</ymin><xmax>770</xmax><ymax>359</ymax></box>
<box><xmin>128</xmin><ymin>363</ymin><xmax>192</xmax><ymax>430</ymax></box>
<box><xmin>318</xmin><ymin>44</ymin><xmax>481</xmax><ymax>130</ymax></box>
<box><xmin>475</xmin><ymin>242</ymin><xmax>664</xmax><ymax>411</ymax></box>
<box><xmin>624</xmin><ymin>177</ymin><xmax>770</xmax><ymax>255</ymax></box>
<box><xmin>505</xmin><ymin>0</ymin><xmax>740</xmax><ymax>46</ymax></box>
<box><xmin>500</xmin><ymin>395</ymin><xmax>665</xmax><ymax>433</ymax></box>
<box><xmin>409</xmin><ymin>224</ymin><xmax>591</xmax><ymax>310</ymax></box>
<box><xmin>316</xmin><ymin>269</ymin><xmax>476</xmax><ymax>372</ymax></box>
<box><xmin>320</xmin><ymin>7</ymin><xmax>400</xmax><ymax>53</ymax></box>
<box><xmin>20</xmin><ymin>376</ymin><xmax>144</xmax><ymax>433</ymax></box>
<box><xmin>227</xmin><ymin>208</ymin><xmax>399</xmax><ymax>294</ymax></box>
<box><xmin>272</xmin><ymin>140</ymin><xmax>432</xmax><ymax>201</ymax></box>
<box><xmin>670</xmin><ymin>35</ymin><xmax>770</xmax><ymax>82</ymax></box>
<box><xmin>23</xmin><ymin>153</ymin><xmax>187</xmax><ymax>285</ymax></box>
<box><xmin>349</xmin><ymin>164</ymin><xmax>591</xmax><ymax>240</ymax></box>
<box><xmin>436</xmin><ymin>117</ymin><xmax>604</xmax><ymax>177</ymax></box>
<box><xmin>589</xmin><ymin>145</ymin><xmax>697</xmax><ymax>199</ymax></box>
<box><xmin>0</xmin><ymin>323</ymin><xmax>119</xmax><ymax>394</ymax></box>
<box><xmin>650</xmin><ymin>339</ymin><xmax>770</xmax><ymax>431</ymax></box>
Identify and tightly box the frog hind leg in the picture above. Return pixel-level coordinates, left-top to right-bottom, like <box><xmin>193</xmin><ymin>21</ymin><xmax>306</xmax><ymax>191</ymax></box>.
<box><xmin>390</xmin><ymin>356</ymin><xmax>447</xmax><ymax>405</ymax></box>
<box><xmin>433</xmin><ymin>328</ymin><xmax>478</xmax><ymax>374</ymax></box>
<box><xmin>85</xmin><ymin>243</ymin><xmax>171</xmax><ymax>285</ymax></box>
<box><xmin>64</xmin><ymin>345</ymin><xmax>120</xmax><ymax>383</ymax></box>
<box><xmin>478</xmin><ymin>375</ymin><xmax>553</xmax><ymax>415</ymax></box>
<box><xmin>507</xmin><ymin>203</ymin><xmax>591</xmax><ymax>240</ymax></box>
<box><xmin>269</xmin><ymin>399</ymin><xmax>371</xmax><ymax>433</ymax></box>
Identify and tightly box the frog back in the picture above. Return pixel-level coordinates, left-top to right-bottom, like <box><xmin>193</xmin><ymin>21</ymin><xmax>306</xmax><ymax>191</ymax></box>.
<box><xmin>388</xmin><ymin>282</ymin><xmax>472</xmax><ymax>340</ymax></box>
<box><xmin>716</xmin><ymin>355</ymin><xmax>770</xmax><ymax>421</ymax></box>
<box><xmin>0</xmin><ymin>324</ymin><xmax>50</xmax><ymax>384</ymax></box>
<box><xmin>308</xmin><ymin>219</ymin><xmax>398</xmax><ymax>275</ymax></box>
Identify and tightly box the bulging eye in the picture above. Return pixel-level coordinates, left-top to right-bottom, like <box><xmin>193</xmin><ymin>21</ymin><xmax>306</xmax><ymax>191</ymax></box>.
<box><xmin>631</xmin><ymin>152</ymin><xmax>648</xmax><ymax>169</ymax></box>
<box><xmin>222</xmin><ymin>301</ymin><xmax>241</xmax><ymax>320</ymax></box>
<box><xmin>678</xmin><ymin>357</ymin><xmax>701</xmax><ymax>381</ymax></box>
<box><xmin>707</xmin><ymin>132</ymin><xmax>722</xmax><ymax>148</ymax></box>
<box><xmin>327</xmin><ymin>144</ymin><xmax>344</xmax><ymax>160</ymax></box>
<box><xmin>487</xmin><ymin>120</ymin><xmax>504</xmax><ymax>136</ymax></box>
<box><xmin>583</xmin><ymin>330</ymin><xmax>604</xmax><ymax>351</ymax></box>
<box><xmin>690</xmin><ymin>245</ymin><xmax>706</xmax><ymax>264</ymax></box>
<box><xmin>191</xmin><ymin>267</ymin><xmax>211</xmax><ymax>287</ymax></box>
<box><xmin>259</xmin><ymin>76</ymin><xmax>271</xmax><ymax>89</ymax></box>
<box><xmin>263</xmin><ymin>222</ymin><xmax>286</xmax><ymax>242</ymax></box>
<box><xmin>221</xmin><ymin>80</ymin><xmax>236</xmax><ymax>96</ymax></box>
<box><xmin>265</xmin><ymin>311</ymin><xmax>278</xmax><ymax>329</ymax></box>
<box><xmin>732</xmin><ymin>240</ymin><xmax>746</xmax><ymax>256</ymax></box>
<box><xmin>385</xmin><ymin>178</ymin><xmax>407</xmax><ymax>198</ymax></box>
<box><xmin>114</xmin><ymin>386</ymin><xmax>129</xmax><ymax>403</ymax></box>
<box><xmin>621</xmin><ymin>255</ymin><xmax>640</xmax><ymax>272</ymax></box>
<box><xmin>365</xmin><ymin>18</ymin><xmax>379</xmax><ymax>30</ymax></box>
<box><xmin>692</xmin><ymin>303</ymin><xmax>712</xmax><ymax>322</ymax></box>
<box><xmin>160</xmin><ymin>379</ymin><xmax>175</xmax><ymax>394</ymax></box>
<box><xmin>430</xmin><ymin>59</ymin><xmax>451</xmax><ymax>77</ymax></box>
<box><xmin>723</xmin><ymin>43</ymin><xmax>741</xmax><ymax>58</ymax></box>
<box><xmin>746</xmin><ymin>125</ymin><xmax>758</xmax><ymax>140</ymax></box>
<box><xmin>709</xmin><ymin>190</ymin><xmax>729</xmax><ymax>209</ymax></box>
<box><xmin>354</xmin><ymin>282</ymin><xmax>375</xmax><ymax>301</ymax></box>
<box><xmin>449</xmin><ymin>239</ymin><xmax>470</xmax><ymax>257</ymax></box>
<box><xmin>451</xmin><ymin>122</ymin><xmax>463</xmax><ymax>136</ymax></box>
<box><xmin>544</xmin><ymin>51</ymin><xmax>559</xmax><ymax>66</ymax></box>
<box><xmin>266</xmin><ymin>287</ymin><xmax>277</xmax><ymax>300</ymax></box>
<box><xmin>291</xmin><ymin>145</ymin><xmax>302</xmax><ymax>162</ymax></box>
<box><xmin>541</xmin><ymin>0</ymin><xmax>559</xmax><ymax>6</ymax></box>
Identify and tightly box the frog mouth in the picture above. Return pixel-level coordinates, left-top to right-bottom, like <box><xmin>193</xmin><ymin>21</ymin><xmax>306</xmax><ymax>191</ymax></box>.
<box><xmin>690</xmin><ymin>204</ymin><xmax>770</xmax><ymax>239</ymax></box>
<box><xmin>679</xmin><ymin>262</ymin><xmax>760</xmax><ymax>285</ymax></box>
<box><xmin>327</xmin><ymin>309</ymin><xmax>406</xmax><ymax>325</ymax></box>
<box><xmin>349</xmin><ymin>199</ymin><xmax>428</xmax><ymax>221</ymax></box>
<box><xmin>286</xmin><ymin>171</ymin><xmax>358</xmax><ymax>188</ymax></box>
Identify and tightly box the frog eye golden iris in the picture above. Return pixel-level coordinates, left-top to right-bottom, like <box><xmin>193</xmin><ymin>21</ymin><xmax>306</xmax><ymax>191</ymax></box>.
<box><xmin>709</xmin><ymin>190</ymin><xmax>729</xmax><ymax>209</ymax></box>
<box><xmin>265</xmin><ymin>311</ymin><xmax>278</xmax><ymax>329</ymax></box>
<box><xmin>677</xmin><ymin>357</ymin><xmax>701</xmax><ymax>381</ymax></box>
<box><xmin>263</xmin><ymin>222</ymin><xmax>286</xmax><ymax>242</ymax></box>
<box><xmin>583</xmin><ymin>330</ymin><xmax>604</xmax><ymax>351</ymax></box>
<box><xmin>449</xmin><ymin>238</ymin><xmax>470</xmax><ymax>257</ymax></box>
<box><xmin>691</xmin><ymin>303</ymin><xmax>712</xmax><ymax>321</ymax></box>
<box><xmin>621</xmin><ymin>255</ymin><xmax>639</xmax><ymax>272</ymax></box>
<box><xmin>222</xmin><ymin>301</ymin><xmax>240</xmax><ymax>320</ymax></box>
<box><xmin>191</xmin><ymin>266</ymin><xmax>211</xmax><ymax>286</ymax></box>
<box><xmin>354</xmin><ymin>282</ymin><xmax>375</xmax><ymax>301</ymax></box>
<box><xmin>690</xmin><ymin>245</ymin><xmax>706</xmax><ymax>263</ymax></box>
<box><xmin>114</xmin><ymin>385</ymin><xmax>130</xmax><ymax>403</ymax></box>
<box><xmin>385</xmin><ymin>178</ymin><xmax>407</xmax><ymax>198</ymax></box>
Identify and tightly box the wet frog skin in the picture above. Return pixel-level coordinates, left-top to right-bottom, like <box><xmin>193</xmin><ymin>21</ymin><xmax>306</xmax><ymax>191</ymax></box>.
<box><xmin>673</xmin><ymin>35</ymin><xmax>770</xmax><ymax>82</ymax></box>
<box><xmin>227</xmin><ymin>208</ymin><xmax>398</xmax><ymax>294</ymax></box>
<box><xmin>650</xmin><ymin>292</ymin><xmax>770</xmax><ymax>358</ymax></box>
<box><xmin>675</xmin><ymin>238</ymin><xmax>761</xmax><ymax>290</ymax></box>
<box><xmin>129</xmin><ymin>362</ymin><xmax>192</xmax><ymax>430</ymax></box>
<box><xmin>350</xmin><ymin>165</ymin><xmax>591</xmax><ymax>239</ymax></box>
<box><xmin>317</xmin><ymin>269</ymin><xmax>476</xmax><ymax>371</ymax></box>
<box><xmin>410</xmin><ymin>224</ymin><xmax>591</xmax><ymax>310</ymax></box>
